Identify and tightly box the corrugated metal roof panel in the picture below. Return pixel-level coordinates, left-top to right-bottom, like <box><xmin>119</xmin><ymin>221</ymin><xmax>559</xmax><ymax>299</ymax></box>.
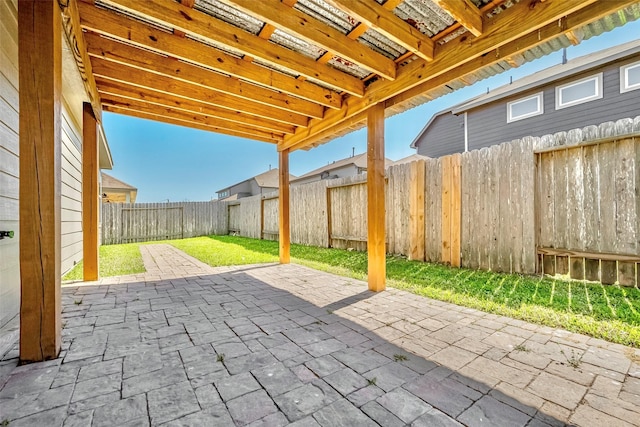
<box><xmin>359</xmin><ymin>28</ymin><xmax>407</xmax><ymax>59</ymax></box>
<box><xmin>270</xmin><ymin>29</ymin><xmax>326</xmax><ymax>60</ymax></box>
<box><xmin>194</xmin><ymin>0</ymin><xmax>263</xmax><ymax>35</ymax></box>
<box><xmin>394</xmin><ymin>0</ymin><xmax>454</xmax><ymax>37</ymax></box>
<box><xmin>327</xmin><ymin>57</ymin><xmax>370</xmax><ymax>79</ymax></box>
<box><xmin>294</xmin><ymin>0</ymin><xmax>355</xmax><ymax>34</ymax></box>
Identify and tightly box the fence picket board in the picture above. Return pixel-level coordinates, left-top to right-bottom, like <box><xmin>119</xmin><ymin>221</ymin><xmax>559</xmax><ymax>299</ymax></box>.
<box><xmin>583</xmin><ymin>144</ymin><xmax>600</xmax><ymax>252</ymax></box>
<box><xmin>521</xmin><ymin>137</ymin><xmax>536</xmax><ymax>273</ymax></box>
<box><xmin>498</xmin><ymin>143</ymin><xmax>511</xmax><ymax>272</ymax></box>
<box><xmin>599</xmin><ymin>142</ymin><xmax>616</xmax><ymax>253</ymax></box>
<box><xmin>553</xmin><ymin>149</ymin><xmax>569</xmax><ymax>251</ymax></box>
<box><xmin>616</xmin><ymin>139</ymin><xmax>637</xmax><ymax>254</ymax></box>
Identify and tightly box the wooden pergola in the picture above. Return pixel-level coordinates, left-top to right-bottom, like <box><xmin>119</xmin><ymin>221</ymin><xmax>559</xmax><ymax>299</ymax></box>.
<box><xmin>19</xmin><ymin>0</ymin><xmax>638</xmax><ymax>361</ymax></box>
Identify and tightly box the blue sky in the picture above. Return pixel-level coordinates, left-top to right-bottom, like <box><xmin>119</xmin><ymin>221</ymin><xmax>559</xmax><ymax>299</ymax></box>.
<box><xmin>103</xmin><ymin>21</ymin><xmax>640</xmax><ymax>203</ymax></box>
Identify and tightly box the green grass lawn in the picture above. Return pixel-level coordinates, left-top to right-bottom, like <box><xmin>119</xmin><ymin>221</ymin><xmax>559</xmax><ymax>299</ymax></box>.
<box><xmin>62</xmin><ymin>243</ymin><xmax>145</xmax><ymax>281</ymax></box>
<box><xmin>62</xmin><ymin>235</ymin><xmax>640</xmax><ymax>347</ymax></box>
<box><xmin>172</xmin><ymin>235</ymin><xmax>640</xmax><ymax>347</ymax></box>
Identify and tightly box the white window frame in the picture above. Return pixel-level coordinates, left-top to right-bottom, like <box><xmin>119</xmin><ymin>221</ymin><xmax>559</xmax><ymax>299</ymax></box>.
<box><xmin>555</xmin><ymin>73</ymin><xmax>603</xmax><ymax>110</ymax></box>
<box><xmin>620</xmin><ymin>61</ymin><xmax>640</xmax><ymax>93</ymax></box>
<box><xmin>507</xmin><ymin>92</ymin><xmax>544</xmax><ymax>123</ymax></box>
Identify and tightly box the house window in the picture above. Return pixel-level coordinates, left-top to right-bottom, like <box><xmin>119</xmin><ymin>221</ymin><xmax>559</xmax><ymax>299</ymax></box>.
<box><xmin>507</xmin><ymin>92</ymin><xmax>543</xmax><ymax>123</ymax></box>
<box><xmin>555</xmin><ymin>73</ymin><xmax>602</xmax><ymax>109</ymax></box>
<box><xmin>621</xmin><ymin>61</ymin><xmax>640</xmax><ymax>93</ymax></box>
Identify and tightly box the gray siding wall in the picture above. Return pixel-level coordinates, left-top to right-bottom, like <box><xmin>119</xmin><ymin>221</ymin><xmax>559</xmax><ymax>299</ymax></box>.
<box><xmin>467</xmin><ymin>59</ymin><xmax>640</xmax><ymax>150</ymax></box>
<box><xmin>415</xmin><ymin>113</ymin><xmax>465</xmax><ymax>157</ymax></box>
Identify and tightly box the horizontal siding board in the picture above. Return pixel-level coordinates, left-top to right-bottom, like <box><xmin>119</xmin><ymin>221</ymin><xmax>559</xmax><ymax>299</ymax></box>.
<box><xmin>467</xmin><ymin>61</ymin><xmax>640</xmax><ymax>151</ymax></box>
<box><xmin>0</xmin><ymin>97</ymin><xmax>18</xmax><ymax>132</ymax></box>
<box><xmin>0</xmin><ymin>146</ymin><xmax>18</xmax><ymax>178</ymax></box>
<box><xmin>416</xmin><ymin>113</ymin><xmax>465</xmax><ymax>158</ymax></box>
<box><xmin>0</xmin><ymin>172</ymin><xmax>18</xmax><ymax>199</ymax></box>
<box><xmin>0</xmin><ymin>120</ymin><xmax>17</xmax><ymax>156</ymax></box>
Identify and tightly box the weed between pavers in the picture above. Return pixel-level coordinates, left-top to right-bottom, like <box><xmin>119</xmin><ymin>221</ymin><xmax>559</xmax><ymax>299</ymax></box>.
<box><xmin>73</xmin><ymin>299</ymin><xmax>82</xmax><ymax>305</ymax></box>
<box><xmin>560</xmin><ymin>349</ymin><xmax>582</xmax><ymax>369</ymax></box>
<box><xmin>514</xmin><ymin>344</ymin><xmax>530</xmax><ymax>352</ymax></box>
<box><xmin>367</xmin><ymin>377</ymin><xmax>377</xmax><ymax>386</ymax></box>
<box><xmin>393</xmin><ymin>354</ymin><xmax>409</xmax><ymax>362</ymax></box>
<box><xmin>216</xmin><ymin>353</ymin><xmax>225</xmax><ymax>363</ymax></box>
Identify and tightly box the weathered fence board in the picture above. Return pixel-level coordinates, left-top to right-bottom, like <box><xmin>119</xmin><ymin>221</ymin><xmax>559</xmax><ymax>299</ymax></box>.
<box><xmin>101</xmin><ymin>118</ymin><xmax>638</xmax><ymax>286</ymax></box>
<box><xmin>328</xmin><ymin>175</ymin><xmax>367</xmax><ymax>250</ymax></box>
<box><xmin>102</xmin><ymin>201</ymin><xmax>227</xmax><ymax>244</ymax></box>
<box><xmin>262</xmin><ymin>194</ymin><xmax>279</xmax><ymax>240</ymax></box>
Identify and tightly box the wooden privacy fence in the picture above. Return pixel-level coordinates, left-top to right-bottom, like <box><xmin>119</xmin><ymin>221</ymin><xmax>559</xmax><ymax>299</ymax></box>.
<box><xmin>101</xmin><ymin>118</ymin><xmax>638</xmax><ymax>285</ymax></box>
<box><xmin>101</xmin><ymin>201</ymin><xmax>227</xmax><ymax>244</ymax></box>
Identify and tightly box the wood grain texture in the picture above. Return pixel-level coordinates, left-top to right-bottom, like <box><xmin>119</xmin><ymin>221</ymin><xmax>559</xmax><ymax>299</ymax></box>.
<box><xmin>59</xmin><ymin>0</ymin><xmax>102</xmax><ymax>122</ymax></box>
<box><xmin>92</xmin><ymin>58</ymin><xmax>308</xmax><ymax>128</ymax></box>
<box><xmin>367</xmin><ymin>103</ymin><xmax>386</xmax><ymax>292</ymax></box>
<box><xmin>219</xmin><ymin>0</ymin><xmax>396</xmax><ymax>80</ymax></box>
<box><xmin>85</xmin><ymin>33</ymin><xmax>324</xmax><ymax>120</ymax></box>
<box><xmin>82</xmin><ymin>103</ymin><xmax>99</xmax><ymax>281</ymax></box>
<box><xmin>18</xmin><ymin>0</ymin><xmax>62</xmax><ymax>362</ymax></box>
<box><xmin>327</xmin><ymin>0</ymin><xmax>434</xmax><ymax>61</ymax></box>
<box><xmin>432</xmin><ymin>0</ymin><xmax>483</xmax><ymax>37</ymax></box>
<box><xmin>77</xmin><ymin>2</ymin><xmax>341</xmax><ymax>109</ymax></box>
<box><xmin>283</xmin><ymin>0</ymin><xmax>630</xmax><ymax>151</ymax></box>
<box><xmin>279</xmin><ymin>150</ymin><xmax>291</xmax><ymax>264</ymax></box>
<box><xmin>95</xmin><ymin>0</ymin><xmax>364</xmax><ymax>96</ymax></box>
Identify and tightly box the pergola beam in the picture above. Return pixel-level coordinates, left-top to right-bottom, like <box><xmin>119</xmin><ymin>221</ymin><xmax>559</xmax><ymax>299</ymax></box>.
<box><xmin>93</xmin><ymin>0</ymin><xmax>365</xmax><ymax>96</ymax></box>
<box><xmin>84</xmin><ymin>33</ymin><xmax>324</xmax><ymax>120</ymax></box>
<box><xmin>103</xmin><ymin>105</ymin><xmax>282</xmax><ymax>144</ymax></box>
<box><xmin>279</xmin><ymin>0</ymin><xmax>621</xmax><ymax>151</ymax></box>
<box><xmin>432</xmin><ymin>0</ymin><xmax>483</xmax><ymax>37</ymax></box>
<box><xmin>77</xmin><ymin>2</ymin><xmax>341</xmax><ymax>110</ymax></box>
<box><xmin>218</xmin><ymin>0</ymin><xmax>396</xmax><ymax>80</ymax></box>
<box><xmin>96</xmin><ymin>79</ymin><xmax>295</xmax><ymax>134</ymax></box>
<box><xmin>326</xmin><ymin>0</ymin><xmax>434</xmax><ymax>62</ymax></box>
<box><xmin>100</xmin><ymin>95</ymin><xmax>285</xmax><ymax>142</ymax></box>
<box><xmin>58</xmin><ymin>0</ymin><xmax>102</xmax><ymax>122</ymax></box>
<box><xmin>91</xmin><ymin>59</ymin><xmax>310</xmax><ymax>127</ymax></box>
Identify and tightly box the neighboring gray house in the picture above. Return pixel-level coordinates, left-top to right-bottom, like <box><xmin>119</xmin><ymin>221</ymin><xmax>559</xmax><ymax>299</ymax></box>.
<box><xmin>291</xmin><ymin>153</ymin><xmax>393</xmax><ymax>185</ymax></box>
<box><xmin>216</xmin><ymin>168</ymin><xmax>295</xmax><ymax>200</ymax></box>
<box><xmin>411</xmin><ymin>39</ymin><xmax>640</xmax><ymax>157</ymax></box>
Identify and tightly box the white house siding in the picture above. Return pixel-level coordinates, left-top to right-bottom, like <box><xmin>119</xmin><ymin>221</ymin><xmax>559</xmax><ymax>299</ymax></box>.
<box><xmin>0</xmin><ymin>0</ymin><xmax>20</xmax><ymax>328</ymax></box>
<box><xmin>0</xmin><ymin>0</ymin><xmax>86</xmax><ymax>327</ymax></box>
<box><xmin>61</xmin><ymin>102</ymin><xmax>84</xmax><ymax>274</ymax></box>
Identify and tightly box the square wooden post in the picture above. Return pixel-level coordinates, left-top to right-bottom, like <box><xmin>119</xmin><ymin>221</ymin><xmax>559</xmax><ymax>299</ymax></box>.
<box><xmin>83</xmin><ymin>103</ymin><xmax>99</xmax><ymax>281</ymax></box>
<box><xmin>19</xmin><ymin>0</ymin><xmax>63</xmax><ymax>362</ymax></box>
<box><xmin>367</xmin><ymin>103</ymin><xmax>386</xmax><ymax>292</ymax></box>
<box><xmin>279</xmin><ymin>149</ymin><xmax>291</xmax><ymax>263</ymax></box>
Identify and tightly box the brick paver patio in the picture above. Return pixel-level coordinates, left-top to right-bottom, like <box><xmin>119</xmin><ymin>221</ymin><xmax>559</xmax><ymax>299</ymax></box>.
<box><xmin>1</xmin><ymin>244</ymin><xmax>638</xmax><ymax>426</ymax></box>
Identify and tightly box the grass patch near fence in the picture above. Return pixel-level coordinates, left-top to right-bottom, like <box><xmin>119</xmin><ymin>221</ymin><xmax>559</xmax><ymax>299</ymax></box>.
<box><xmin>171</xmin><ymin>235</ymin><xmax>640</xmax><ymax>347</ymax></box>
<box><xmin>62</xmin><ymin>243</ymin><xmax>145</xmax><ymax>281</ymax></box>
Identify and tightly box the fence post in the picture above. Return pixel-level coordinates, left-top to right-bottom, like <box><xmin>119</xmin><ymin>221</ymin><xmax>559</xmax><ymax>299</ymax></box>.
<box><xmin>441</xmin><ymin>154</ymin><xmax>462</xmax><ymax>267</ymax></box>
<box><xmin>409</xmin><ymin>160</ymin><xmax>426</xmax><ymax>261</ymax></box>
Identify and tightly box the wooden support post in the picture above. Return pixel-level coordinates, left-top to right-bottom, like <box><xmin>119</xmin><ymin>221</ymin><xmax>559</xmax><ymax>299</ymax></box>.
<box><xmin>279</xmin><ymin>149</ymin><xmax>291</xmax><ymax>263</ymax></box>
<box><xmin>441</xmin><ymin>154</ymin><xmax>462</xmax><ymax>267</ymax></box>
<box><xmin>83</xmin><ymin>103</ymin><xmax>100</xmax><ymax>281</ymax></box>
<box><xmin>367</xmin><ymin>103</ymin><xmax>386</xmax><ymax>292</ymax></box>
<box><xmin>19</xmin><ymin>0</ymin><xmax>62</xmax><ymax>362</ymax></box>
<box><xmin>408</xmin><ymin>159</ymin><xmax>426</xmax><ymax>261</ymax></box>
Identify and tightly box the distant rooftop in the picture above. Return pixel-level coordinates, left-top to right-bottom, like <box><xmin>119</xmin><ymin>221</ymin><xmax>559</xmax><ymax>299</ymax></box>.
<box><xmin>101</xmin><ymin>172</ymin><xmax>136</xmax><ymax>190</ymax></box>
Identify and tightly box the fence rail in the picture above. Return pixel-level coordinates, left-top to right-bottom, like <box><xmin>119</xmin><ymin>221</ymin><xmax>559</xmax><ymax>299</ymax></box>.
<box><xmin>101</xmin><ymin>117</ymin><xmax>639</xmax><ymax>286</ymax></box>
